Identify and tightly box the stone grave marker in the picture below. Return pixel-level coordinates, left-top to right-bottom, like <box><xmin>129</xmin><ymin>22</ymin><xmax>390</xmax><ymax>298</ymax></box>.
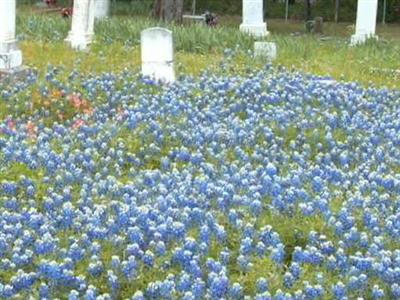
<box><xmin>351</xmin><ymin>0</ymin><xmax>378</xmax><ymax>45</ymax></box>
<box><xmin>314</xmin><ymin>17</ymin><xmax>323</xmax><ymax>34</ymax></box>
<box><xmin>254</xmin><ymin>42</ymin><xmax>277</xmax><ymax>62</ymax></box>
<box><xmin>95</xmin><ymin>0</ymin><xmax>110</xmax><ymax>19</ymax></box>
<box><xmin>141</xmin><ymin>27</ymin><xmax>175</xmax><ymax>83</ymax></box>
<box><xmin>240</xmin><ymin>0</ymin><xmax>269</xmax><ymax>37</ymax></box>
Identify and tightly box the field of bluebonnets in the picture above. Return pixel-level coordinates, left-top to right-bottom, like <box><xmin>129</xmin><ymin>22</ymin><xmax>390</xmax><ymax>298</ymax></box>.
<box><xmin>0</xmin><ymin>7</ymin><xmax>400</xmax><ymax>300</ymax></box>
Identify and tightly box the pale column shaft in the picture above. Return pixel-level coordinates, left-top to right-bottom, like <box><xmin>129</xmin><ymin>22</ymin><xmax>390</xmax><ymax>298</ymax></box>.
<box><xmin>87</xmin><ymin>0</ymin><xmax>96</xmax><ymax>36</ymax></box>
<box><xmin>351</xmin><ymin>0</ymin><xmax>378</xmax><ymax>45</ymax></box>
<box><xmin>240</xmin><ymin>0</ymin><xmax>268</xmax><ymax>37</ymax></box>
<box><xmin>355</xmin><ymin>0</ymin><xmax>378</xmax><ymax>36</ymax></box>
<box><xmin>66</xmin><ymin>0</ymin><xmax>95</xmax><ymax>50</ymax></box>
<box><xmin>0</xmin><ymin>0</ymin><xmax>22</xmax><ymax>70</ymax></box>
<box><xmin>70</xmin><ymin>0</ymin><xmax>91</xmax><ymax>36</ymax></box>
<box><xmin>0</xmin><ymin>0</ymin><xmax>17</xmax><ymax>42</ymax></box>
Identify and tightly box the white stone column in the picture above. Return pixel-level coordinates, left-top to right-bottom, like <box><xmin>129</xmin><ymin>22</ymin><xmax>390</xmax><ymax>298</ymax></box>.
<box><xmin>351</xmin><ymin>0</ymin><xmax>378</xmax><ymax>45</ymax></box>
<box><xmin>65</xmin><ymin>0</ymin><xmax>95</xmax><ymax>50</ymax></box>
<box><xmin>95</xmin><ymin>0</ymin><xmax>110</xmax><ymax>19</ymax></box>
<box><xmin>240</xmin><ymin>0</ymin><xmax>269</xmax><ymax>37</ymax></box>
<box><xmin>141</xmin><ymin>28</ymin><xmax>175</xmax><ymax>83</ymax></box>
<box><xmin>87</xmin><ymin>0</ymin><xmax>96</xmax><ymax>37</ymax></box>
<box><xmin>0</xmin><ymin>0</ymin><xmax>23</xmax><ymax>70</ymax></box>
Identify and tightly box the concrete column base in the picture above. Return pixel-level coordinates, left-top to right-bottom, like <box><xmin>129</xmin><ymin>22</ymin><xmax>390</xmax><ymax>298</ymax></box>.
<box><xmin>240</xmin><ymin>23</ymin><xmax>269</xmax><ymax>37</ymax></box>
<box><xmin>350</xmin><ymin>33</ymin><xmax>378</xmax><ymax>46</ymax></box>
<box><xmin>65</xmin><ymin>32</ymin><xmax>93</xmax><ymax>51</ymax></box>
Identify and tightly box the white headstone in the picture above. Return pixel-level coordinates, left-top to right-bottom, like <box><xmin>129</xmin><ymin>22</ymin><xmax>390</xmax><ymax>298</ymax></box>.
<box><xmin>95</xmin><ymin>0</ymin><xmax>110</xmax><ymax>19</ymax></box>
<box><xmin>351</xmin><ymin>0</ymin><xmax>378</xmax><ymax>45</ymax></box>
<box><xmin>254</xmin><ymin>42</ymin><xmax>277</xmax><ymax>61</ymax></box>
<box><xmin>240</xmin><ymin>0</ymin><xmax>269</xmax><ymax>37</ymax></box>
<box><xmin>65</xmin><ymin>0</ymin><xmax>95</xmax><ymax>50</ymax></box>
<box><xmin>0</xmin><ymin>0</ymin><xmax>23</xmax><ymax>70</ymax></box>
<box><xmin>141</xmin><ymin>27</ymin><xmax>175</xmax><ymax>83</ymax></box>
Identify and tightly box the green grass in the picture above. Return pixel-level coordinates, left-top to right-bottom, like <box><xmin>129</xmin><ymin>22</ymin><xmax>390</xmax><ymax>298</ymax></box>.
<box><xmin>0</xmin><ymin>161</ymin><xmax>47</xmax><ymax>207</ymax></box>
<box><xmin>12</xmin><ymin>10</ymin><xmax>400</xmax><ymax>91</ymax></box>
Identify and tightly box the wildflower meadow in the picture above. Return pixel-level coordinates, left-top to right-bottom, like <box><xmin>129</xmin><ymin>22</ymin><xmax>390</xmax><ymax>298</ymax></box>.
<box><xmin>0</xmin><ymin>2</ymin><xmax>400</xmax><ymax>300</ymax></box>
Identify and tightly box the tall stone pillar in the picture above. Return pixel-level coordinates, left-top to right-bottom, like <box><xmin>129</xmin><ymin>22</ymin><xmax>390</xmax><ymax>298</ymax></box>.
<box><xmin>0</xmin><ymin>0</ymin><xmax>23</xmax><ymax>71</ymax></box>
<box><xmin>65</xmin><ymin>0</ymin><xmax>95</xmax><ymax>50</ymax></box>
<box><xmin>351</xmin><ymin>0</ymin><xmax>378</xmax><ymax>45</ymax></box>
<box><xmin>240</xmin><ymin>0</ymin><xmax>269</xmax><ymax>37</ymax></box>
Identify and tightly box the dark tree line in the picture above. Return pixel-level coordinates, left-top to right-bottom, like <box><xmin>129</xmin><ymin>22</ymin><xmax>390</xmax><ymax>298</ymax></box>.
<box><xmin>22</xmin><ymin>0</ymin><xmax>400</xmax><ymax>23</ymax></box>
<box><xmin>153</xmin><ymin>0</ymin><xmax>184</xmax><ymax>22</ymax></box>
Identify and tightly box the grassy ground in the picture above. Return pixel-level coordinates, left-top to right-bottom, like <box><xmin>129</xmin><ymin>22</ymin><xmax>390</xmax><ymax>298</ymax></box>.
<box><xmin>15</xmin><ymin>7</ymin><xmax>400</xmax><ymax>90</ymax></box>
<box><xmin>4</xmin><ymin>12</ymin><xmax>397</xmax><ymax>135</ymax></box>
<box><xmin>6</xmin><ymin>7</ymin><xmax>400</xmax><ymax>88</ymax></box>
<box><xmin>269</xmin><ymin>19</ymin><xmax>400</xmax><ymax>39</ymax></box>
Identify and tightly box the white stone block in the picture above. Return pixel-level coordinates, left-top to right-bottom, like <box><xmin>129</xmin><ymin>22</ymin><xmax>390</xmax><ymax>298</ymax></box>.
<box><xmin>351</xmin><ymin>0</ymin><xmax>378</xmax><ymax>45</ymax></box>
<box><xmin>0</xmin><ymin>47</ymin><xmax>22</xmax><ymax>70</ymax></box>
<box><xmin>254</xmin><ymin>42</ymin><xmax>277</xmax><ymax>61</ymax></box>
<box><xmin>240</xmin><ymin>0</ymin><xmax>269</xmax><ymax>37</ymax></box>
<box><xmin>65</xmin><ymin>0</ymin><xmax>95</xmax><ymax>50</ymax></box>
<box><xmin>141</xmin><ymin>27</ymin><xmax>175</xmax><ymax>83</ymax></box>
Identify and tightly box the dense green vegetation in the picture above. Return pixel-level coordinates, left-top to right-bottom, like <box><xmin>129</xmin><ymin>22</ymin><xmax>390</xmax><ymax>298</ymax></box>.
<box><xmin>19</xmin><ymin>0</ymin><xmax>400</xmax><ymax>22</ymax></box>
